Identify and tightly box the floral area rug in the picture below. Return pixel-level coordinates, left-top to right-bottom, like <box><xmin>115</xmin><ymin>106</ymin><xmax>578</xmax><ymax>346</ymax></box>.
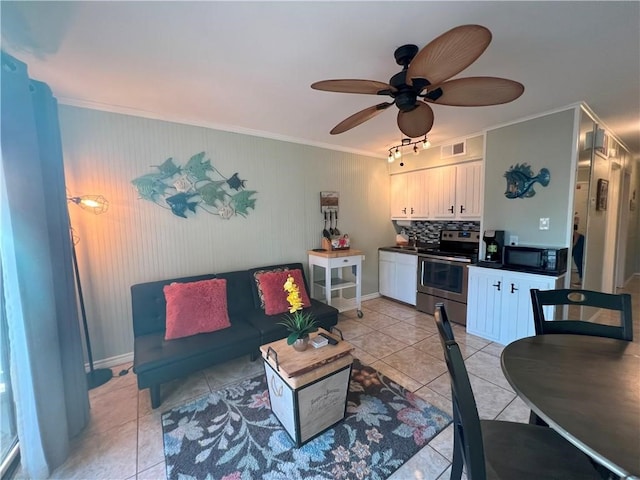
<box><xmin>162</xmin><ymin>359</ymin><xmax>452</xmax><ymax>480</ymax></box>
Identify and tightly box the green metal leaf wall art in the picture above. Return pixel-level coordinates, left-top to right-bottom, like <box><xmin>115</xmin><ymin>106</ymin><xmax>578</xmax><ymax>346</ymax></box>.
<box><xmin>131</xmin><ymin>152</ymin><xmax>257</xmax><ymax>219</ymax></box>
<box><xmin>504</xmin><ymin>163</ymin><xmax>550</xmax><ymax>199</ymax></box>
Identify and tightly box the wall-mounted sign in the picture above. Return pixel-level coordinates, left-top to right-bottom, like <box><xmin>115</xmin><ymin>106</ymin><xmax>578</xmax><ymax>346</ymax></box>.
<box><xmin>320</xmin><ymin>191</ymin><xmax>339</xmax><ymax>212</ymax></box>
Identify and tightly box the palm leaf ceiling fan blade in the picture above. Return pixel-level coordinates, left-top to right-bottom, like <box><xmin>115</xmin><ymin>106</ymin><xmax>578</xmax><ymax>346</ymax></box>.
<box><xmin>397</xmin><ymin>102</ymin><xmax>434</xmax><ymax>138</ymax></box>
<box><xmin>424</xmin><ymin>77</ymin><xmax>525</xmax><ymax>106</ymax></box>
<box><xmin>407</xmin><ymin>25</ymin><xmax>492</xmax><ymax>88</ymax></box>
<box><xmin>311</xmin><ymin>79</ymin><xmax>395</xmax><ymax>95</ymax></box>
<box><xmin>330</xmin><ymin>102</ymin><xmax>394</xmax><ymax>135</ymax></box>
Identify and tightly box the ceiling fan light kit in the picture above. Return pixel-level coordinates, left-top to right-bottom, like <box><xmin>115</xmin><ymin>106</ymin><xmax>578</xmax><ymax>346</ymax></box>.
<box><xmin>312</xmin><ymin>24</ymin><xmax>524</xmax><ymax>140</ymax></box>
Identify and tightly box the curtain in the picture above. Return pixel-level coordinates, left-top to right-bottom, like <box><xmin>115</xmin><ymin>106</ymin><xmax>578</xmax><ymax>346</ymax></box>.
<box><xmin>1</xmin><ymin>52</ymin><xmax>89</xmax><ymax>478</ymax></box>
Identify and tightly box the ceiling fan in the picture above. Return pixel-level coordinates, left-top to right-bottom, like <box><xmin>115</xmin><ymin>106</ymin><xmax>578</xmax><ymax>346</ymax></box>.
<box><xmin>311</xmin><ymin>25</ymin><xmax>525</xmax><ymax>138</ymax></box>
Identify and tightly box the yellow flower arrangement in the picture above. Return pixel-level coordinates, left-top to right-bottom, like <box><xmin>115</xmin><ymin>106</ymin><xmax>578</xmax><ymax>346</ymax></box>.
<box><xmin>278</xmin><ymin>275</ymin><xmax>318</xmax><ymax>345</ymax></box>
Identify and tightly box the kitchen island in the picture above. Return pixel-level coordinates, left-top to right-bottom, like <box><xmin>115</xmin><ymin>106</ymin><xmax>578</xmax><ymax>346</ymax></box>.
<box><xmin>308</xmin><ymin>249</ymin><xmax>363</xmax><ymax>317</ymax></box>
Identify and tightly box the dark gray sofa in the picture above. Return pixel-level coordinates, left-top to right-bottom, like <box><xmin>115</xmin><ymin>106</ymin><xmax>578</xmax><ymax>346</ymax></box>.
<box><xmin>131</xmin><ymin>262</ymin><xmax>339</xmax><ymax>408</ymax></box>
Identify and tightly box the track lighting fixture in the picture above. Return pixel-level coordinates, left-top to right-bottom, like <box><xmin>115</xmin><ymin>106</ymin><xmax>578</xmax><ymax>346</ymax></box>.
<box><xmin>387</xmin><ymin>135</ymin><xmax>430</xmax><ymax>166</ymax></box>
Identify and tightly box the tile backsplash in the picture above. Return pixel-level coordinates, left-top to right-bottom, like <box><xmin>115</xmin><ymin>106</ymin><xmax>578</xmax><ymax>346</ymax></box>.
<box><xmin>393</xmin><ymin>220</ymin><xmax>480</xmax><ymax>245</ymax></box>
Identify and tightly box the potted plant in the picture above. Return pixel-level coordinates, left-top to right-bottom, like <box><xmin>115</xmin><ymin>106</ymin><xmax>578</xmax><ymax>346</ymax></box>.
<box><xmin>278</xmin><ymin>275</ymin><xmax>318</xmax><ymax>351</ymax></box>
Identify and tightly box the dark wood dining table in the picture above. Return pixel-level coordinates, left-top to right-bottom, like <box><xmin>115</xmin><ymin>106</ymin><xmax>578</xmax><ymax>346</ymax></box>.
<box><xmin>501</xmin><ymin>334</ymin><xmax>640</xmax><ymax>479</ymax></box>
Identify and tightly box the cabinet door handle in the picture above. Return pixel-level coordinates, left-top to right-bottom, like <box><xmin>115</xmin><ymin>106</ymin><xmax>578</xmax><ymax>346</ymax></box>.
<box><xmin>511</xmin><ymin>283</ymin><xmax>518</xmax><ymax>293</ymax></box>
<box><xmin>460</xmin><ymin>205</ymin><xmax>465</xmax><ymax>214</ymax></box>
<box><xmin>492</xmin><ymin>281</ymin><xmax>501</xmax><ymax>291</ymax></box>
<box><xmin>448</xmin><ymin>205</ymin><xmax>454</xmax><ymax>213</ymax></box>
<box><xmin>402</xmin><ymin>207</ymin><xmax>407</xmax><ymax>214</ymax></box>
<box><xmin>411</xmin><ymin>207</ymin><xmax>414</xmax><ymax>214</ymax></box>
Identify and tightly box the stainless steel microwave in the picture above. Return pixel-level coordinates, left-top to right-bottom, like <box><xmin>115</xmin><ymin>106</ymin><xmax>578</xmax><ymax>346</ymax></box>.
<box><xmin>502</xmin><ymin>246</ymin><xmax>568</xmax><ymax>275</ymax></box>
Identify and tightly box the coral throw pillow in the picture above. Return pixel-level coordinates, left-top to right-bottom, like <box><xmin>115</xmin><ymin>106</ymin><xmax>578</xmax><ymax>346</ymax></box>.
<box><xmin>255</xmin><ymin>269</ymin><xmax>311</xmax><ymax>316</ymax></box>
<box><xmin>164</xmin><ymin>278</ymin><xmax>231</xmax><ymax>340</ymax></box>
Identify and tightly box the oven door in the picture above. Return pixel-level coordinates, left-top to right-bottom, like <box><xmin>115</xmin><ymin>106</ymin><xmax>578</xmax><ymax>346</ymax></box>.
<box><xmin>417</xmin><ymin>255</ymin><xmax>468</xmax><ymax>303</ymax></box>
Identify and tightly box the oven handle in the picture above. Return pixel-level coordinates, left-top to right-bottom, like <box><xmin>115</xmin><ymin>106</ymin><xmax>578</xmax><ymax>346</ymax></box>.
<box><xmin>419</xmin><ymin>254</ymin><xmax>472</xmax><ymax>264</ymax></box>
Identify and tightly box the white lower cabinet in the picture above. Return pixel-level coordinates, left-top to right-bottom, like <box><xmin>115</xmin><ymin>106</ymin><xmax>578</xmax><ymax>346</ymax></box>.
<box><xmin>378</xmin><ymin>251</ymin><xmax>417</xmax><ymax>306</ymax></box>
<box><xmin>467</xmin><ymin>266</ymin><xmax>564</xmax><ymax>345</ymax></box>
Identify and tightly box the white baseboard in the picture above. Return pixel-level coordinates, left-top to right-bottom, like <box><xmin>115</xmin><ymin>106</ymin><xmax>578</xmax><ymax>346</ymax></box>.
<box><xmin>86</xmin><ymin>351</ymin><xmax>134</xmax><ymax>372</ymax></box>
<box><xmin>362</xmin><ymin>292</ymin><xmax>380</xmax><ymax>302</ymax></box>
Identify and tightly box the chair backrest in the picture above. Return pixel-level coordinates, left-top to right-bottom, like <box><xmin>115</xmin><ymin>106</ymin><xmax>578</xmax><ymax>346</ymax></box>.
<box><xmin>434</xmin><ymin>302</ymin><xmax>456</xmax><ymax>344</ymax></box>
<box><xmin>530</xmin><ymin>288</ymin><xmax>633</xmax><ymax>341</ymax></box>
<box><xmin>442</xmin><ymin>339</ymin><xmax>487</xmax><ymax>480</ymax></box>
<box><xmin>434</xmin><ymin>303</ymin><xmax>487</xmax><ymax>479</ymax></box>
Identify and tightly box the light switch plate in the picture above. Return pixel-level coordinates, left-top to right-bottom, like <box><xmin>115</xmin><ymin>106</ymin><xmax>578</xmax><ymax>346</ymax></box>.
<box><xmin>539</xmin><ymin>218</ymin><xmax>550</xmax><ymax>230</ymax></box>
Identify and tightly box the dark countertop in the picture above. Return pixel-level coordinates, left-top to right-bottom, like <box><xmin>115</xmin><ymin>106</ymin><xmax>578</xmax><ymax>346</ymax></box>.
<box><xmin>474</xmin><ymin>261</ymin><xmax>567</xmax><ymax>276</ymax></box>
<box><xmin>379</xmin><ymin>245</ymin><xmax>437</xmax><ymax>255</ymax></box>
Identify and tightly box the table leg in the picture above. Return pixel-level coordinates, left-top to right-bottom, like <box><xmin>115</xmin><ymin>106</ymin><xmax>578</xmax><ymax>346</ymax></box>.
<box><xmin>325</xmin><ymin>264</ymin><xmax>331</xmax><ymax>305</ymax></box>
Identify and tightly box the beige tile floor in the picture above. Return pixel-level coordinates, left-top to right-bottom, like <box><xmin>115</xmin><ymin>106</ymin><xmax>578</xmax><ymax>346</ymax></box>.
<box><xmin>18</xmin><ymin>276</ymin><xmax>640</xmax><ymax>480</ymax></box>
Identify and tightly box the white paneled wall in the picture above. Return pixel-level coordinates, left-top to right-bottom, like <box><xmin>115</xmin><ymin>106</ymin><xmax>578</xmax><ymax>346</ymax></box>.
<box><xmin>59</xmin><ymin>106</ymin><xmax>394</xmax><ymax>364</ymax></box>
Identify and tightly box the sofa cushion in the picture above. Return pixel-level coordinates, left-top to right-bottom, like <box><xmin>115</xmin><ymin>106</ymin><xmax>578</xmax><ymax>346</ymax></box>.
<box><xmin>214</xmin><ymin>270</ymin><xmax>256</xmax><ymax>317</ymax></box>
<box><xmin>164</xmin><ymin>278</ymin><xmax>231</xmax><ymax>340</ymax></box>
<box><xmin>133</xmin><ymin>320</ymin><xmax>259</xmax><ymax>388</ymax></box>
<box><xmin>256</xmin><ymin>269</ymin><xmax>311</xmax><ymax>315</ymax></box>
<box><xmin>245</xmin><ymin>299</ymin><xmax>339</xmax><ymax>345</ymax></box>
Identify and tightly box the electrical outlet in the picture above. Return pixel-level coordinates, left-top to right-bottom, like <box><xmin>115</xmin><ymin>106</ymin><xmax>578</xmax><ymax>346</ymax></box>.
<box><xmin>539</xmin><ymin>218</ymin><xmax>550</xmax><ymax>230</ymax></box>
<box><xmin>509</xmin><ymin>235</ymin><xmax>519</xmax><ymax>246</ymax></box>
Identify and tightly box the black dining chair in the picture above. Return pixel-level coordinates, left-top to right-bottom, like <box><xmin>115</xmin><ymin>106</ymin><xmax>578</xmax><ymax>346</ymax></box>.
<box><xmin>530</xmin><ymin>288</ymin><xmax>633</xmax><ymax>341</ymax></box>
<box><xmin>434</xmin><ymin>304</ymin><xmax>601</xmax><ymax>480</ymax></box>
<box><xmin>435</xmin><ymin>302</ymin><xmax>456</xmax><ymax>342</ymax></box>
<box><xmin>528</xmin><ymin>288</ymin><xmax>632</xmax><ymax>437</ymax></box>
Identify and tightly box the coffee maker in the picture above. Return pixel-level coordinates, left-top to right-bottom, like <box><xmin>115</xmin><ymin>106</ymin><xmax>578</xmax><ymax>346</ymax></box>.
<box><xmin>483</xmin><ymin>230</ymin><xmax>505</xmax><ymax>263</ymax></box>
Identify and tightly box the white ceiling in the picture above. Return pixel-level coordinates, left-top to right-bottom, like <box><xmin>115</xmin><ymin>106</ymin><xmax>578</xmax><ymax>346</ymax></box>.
<box><xmin>2</xmin><ymin>1</ymin><xmax>639</xmax><ymax>158</ymax></box>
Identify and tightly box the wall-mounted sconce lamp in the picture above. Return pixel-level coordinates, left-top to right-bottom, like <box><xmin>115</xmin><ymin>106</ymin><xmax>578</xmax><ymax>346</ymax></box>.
<box><xmin>68</xmin><ymin>195</ymin><xmax>109</xmax><ymax>215</ymax></box>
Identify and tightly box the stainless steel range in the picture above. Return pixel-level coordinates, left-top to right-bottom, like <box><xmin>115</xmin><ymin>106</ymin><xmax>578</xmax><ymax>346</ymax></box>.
<box><xmin>416</xmin><ymin>230</ymin><xmax>480</xmax><ymax>325</ymax></box>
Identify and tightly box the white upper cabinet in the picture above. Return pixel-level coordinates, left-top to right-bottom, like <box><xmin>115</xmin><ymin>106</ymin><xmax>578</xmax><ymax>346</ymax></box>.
<box><xmin>390</xmin><ymin>160</ymin><xmax>483</xmax><ymax>221</ymax></box>
<box><xmin>390</xmin><ymin>170</ymin><xmax>431</xmax><ymax>220</ymax></box>
<box><xmin>390</xmin><ymin>173</ymin><xmax>409</xmax><ymax>219</ymax></box>
<box><xmin>408</xmin><ymin>169</ymin><xmax>430</xmax><ymax>219</ymax></box>
<box><xmin>455</xmin><ymin>161</ymin><xmax>483</xmax><ymax>219</ymax></box>
<box><xmin>430</xmin><ymin>165</ymin><xmax>457</xmax><ymax>218</ymax></box>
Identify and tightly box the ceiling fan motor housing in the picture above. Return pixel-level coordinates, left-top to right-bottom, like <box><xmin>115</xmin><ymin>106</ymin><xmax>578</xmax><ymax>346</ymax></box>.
<box><xmin>389</xmin><ymin>70</ymin><xmax>418</xmax><ymax>112</ymax></box>
<box><xmin>394</xmin><ymin>44</ymin><xmax>419</xmax><ymax>66</ymax></box>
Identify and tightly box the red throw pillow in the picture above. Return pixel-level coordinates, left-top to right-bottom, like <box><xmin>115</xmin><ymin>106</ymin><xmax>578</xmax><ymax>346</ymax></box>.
<box><xmin>164</xmin><ymin>278</ymin><xmax>231</xmax><ymax>340</ymax></box>
<box><xmin>253</xmin><ymin>267</ymin><xmax>288</xmax><ymax>308</ymax></box>
<box><xmin>255</xmin><ymin>269</ymin><xmax>311</xmax><ymax>316</ymax></box>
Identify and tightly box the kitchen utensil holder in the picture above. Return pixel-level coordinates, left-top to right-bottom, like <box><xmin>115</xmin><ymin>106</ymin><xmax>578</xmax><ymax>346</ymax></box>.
<box><xmin>322</xmin><ymin>234</ymin><xmax>350</xmax><ymax>251</ymax></box>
